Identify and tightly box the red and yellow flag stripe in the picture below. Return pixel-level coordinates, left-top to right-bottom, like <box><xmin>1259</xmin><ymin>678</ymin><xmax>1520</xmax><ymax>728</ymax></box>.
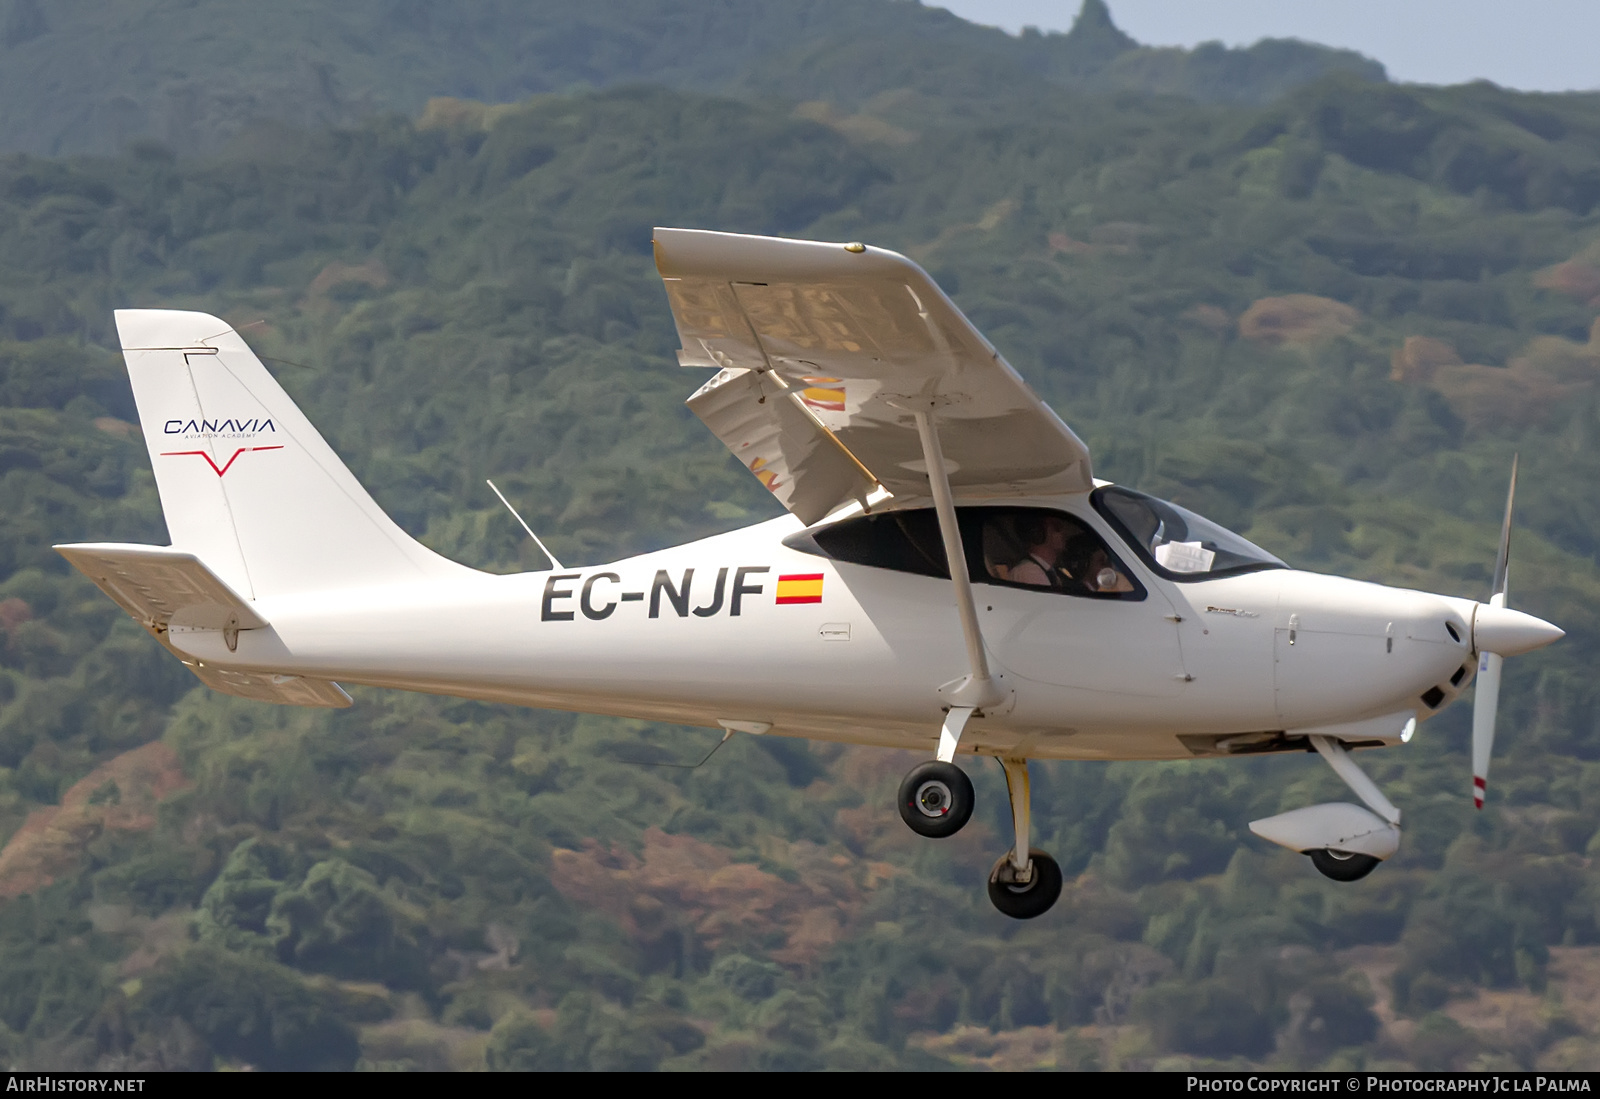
<box><xmin>800</xmin><ymin>376</ymin><xmax>845</xmax><ymax>413</ymax></box>
<box><xmin>775</xmin><ymin>573</ymin><xmax>824</xmax><ymax>605</ymax></box>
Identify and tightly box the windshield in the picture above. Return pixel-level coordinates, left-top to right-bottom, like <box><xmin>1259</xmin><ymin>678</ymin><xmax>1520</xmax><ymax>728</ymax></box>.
<box><xmin>1092</xmin><ymin>486</ymin><xmax>1286</xmax><ymax>581</ymax></box>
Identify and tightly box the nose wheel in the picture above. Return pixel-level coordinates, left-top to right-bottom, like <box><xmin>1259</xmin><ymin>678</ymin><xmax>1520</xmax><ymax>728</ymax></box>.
<box><xmin>1308</xmin><ymin>848</ymin><xmax>1380</xmax><ymax>882</ymax></box>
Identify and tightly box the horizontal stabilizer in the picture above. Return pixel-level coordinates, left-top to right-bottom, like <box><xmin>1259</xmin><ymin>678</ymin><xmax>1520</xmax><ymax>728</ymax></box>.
<box><xmin>188</xmin><ymin>665</ymin><xmax>352</xmax><ymax>709</ymax></box>
<box><xmin>57</xmin><ymin>542</ymin><xmax>351</xmax><ymax>709</ymax></box>
<box><xmin>55</xmin><ymin>542</ymin><xmax>265</xmax><ymax>632</ymax></box>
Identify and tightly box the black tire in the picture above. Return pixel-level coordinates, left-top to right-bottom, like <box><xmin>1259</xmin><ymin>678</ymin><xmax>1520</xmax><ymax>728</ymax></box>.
<box><xmin>897</xmin><ymin>760</ymin><xmax>975</xmax><ymax>838</ymax></box>
<box><xmin>1307</xmin><ymin>848</ymin><xmax>1381</xmax><ymax>882</ymax></box>
<box><xmin>987</xmin><ymin>849</ymin><xmax>1063</xmax><ymax>919</ymax></box>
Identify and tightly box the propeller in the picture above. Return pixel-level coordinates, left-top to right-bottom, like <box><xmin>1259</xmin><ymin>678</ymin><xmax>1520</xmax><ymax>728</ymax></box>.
<box><xmin>1465</xmin><ymin>460</ymin><xmax>1568</xmax><ymax>812</ymax></box>
<box><xmin>1469</xmin><ymin>456</ymin><xmax>1515</xmax><ymax>809</ymax></box>
<box><xmin>1464</xmin><ymin>455</ymin><xmax>1570</xmax><ymax>809</ymax></box>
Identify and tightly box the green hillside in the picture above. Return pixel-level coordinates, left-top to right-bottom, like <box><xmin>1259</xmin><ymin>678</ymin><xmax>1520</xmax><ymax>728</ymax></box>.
<box><xmin>0</xmin><ymin>0</ymin><xmax>1381</xmax><ymax>156</ymax></box>
<box><xmin>0</xmin><ymin>43</ymin><xmax>1595</xmax><ymax>1071</ymax></box>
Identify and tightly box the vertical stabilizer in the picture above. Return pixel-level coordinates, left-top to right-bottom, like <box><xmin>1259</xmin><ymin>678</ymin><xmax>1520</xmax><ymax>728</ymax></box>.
<box><xmin>115</xmin><ymin>310</ymin><xmax>475</xmax><ymax>598</ymax></box>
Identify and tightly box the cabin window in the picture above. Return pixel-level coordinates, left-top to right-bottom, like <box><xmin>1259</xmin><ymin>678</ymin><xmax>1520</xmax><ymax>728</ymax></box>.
<box><xmin>803</xmin><ymin>510</ymin><xmax>948</xmax><ymax>579</ymax></box>
<box><xmin>977</xmin><ymin>509</ymin><xmax>1139</xmax><ymax>597</ymax></box>
<box><xmin>1092</xmin><ymin>486</ymin><xmax>1286</xmax><ymax>581</ymax></box>
<box><xmin>790</xmin><ymin>506</ymin><xmax>1145</xmax><ymax>600</ymax></box>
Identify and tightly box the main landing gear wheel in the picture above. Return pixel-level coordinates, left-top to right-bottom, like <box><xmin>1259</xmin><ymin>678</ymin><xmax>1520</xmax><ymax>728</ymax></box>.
<box><xmin>898</xmin><ymin>760</ymin><xmax>974</xmax><ymax>838</ymax></box>
<box><xmin>988</xmin><ymin>849</ymin><xmax>1063</xmax><ymax>919</ymax></box>
<box><xmin>1308</xmin><ymin>848</ymin><xmax>1380</xmax><ymax>882</ymax></box>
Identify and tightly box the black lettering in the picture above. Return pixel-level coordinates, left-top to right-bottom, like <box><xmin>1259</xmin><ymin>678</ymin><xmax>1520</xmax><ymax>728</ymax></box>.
<box><xmin>693</xmin><ymin>567</ymin><xmax>728</xmax><ymax>617</ymax></box>
<box><xmin>541</xmin><ymin>573</ymin><xmax>581</xmax><ymax>621</ymax></box>
<box><xmin>581</xmin><ymin>572</ymin><xmax>620</xmax><ymax>619</ymax></box>
<box><xmin>164</xmin><ymin>420</ymin><xmax>182</xmax><ymax>433</ymax></box>
<box><xmin>650</xmin><ymin>568</ymin><xmax>694</xmax><ymax>618</ymax></box>
<box><xmin>730</xmin><ymin>566</ymin><xmax>769</xmax><ymax>617</ymax></box>
<box><xmin>620</xmin><ymin>592</ymin><xmax>644</xmax><ymax>602</ymax></box>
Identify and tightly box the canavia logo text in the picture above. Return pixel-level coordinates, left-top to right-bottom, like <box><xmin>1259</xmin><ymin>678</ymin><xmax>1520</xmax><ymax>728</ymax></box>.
<box><xmin>163</xmin><ymin>417</ymin><xmax>275</xmax><ymax>434</ymax></box>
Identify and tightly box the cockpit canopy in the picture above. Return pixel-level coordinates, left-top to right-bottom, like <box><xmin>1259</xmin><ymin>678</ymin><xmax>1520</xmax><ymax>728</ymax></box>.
<box><xmin>786</xmin><ymin>487</ymin><xmax>1284</xmax><ymax>590</ymax></box>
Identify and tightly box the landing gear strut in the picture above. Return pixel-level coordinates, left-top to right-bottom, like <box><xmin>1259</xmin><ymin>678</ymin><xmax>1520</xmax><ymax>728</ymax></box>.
<box><xmin>893</xmin><ymin>753</ymin><xmax>1063</xmax><ymax>919</ymax></box>
<box><xmin>1304</xmin><ymin>735</ymin><xmax>1399</xmax><ymax>882</ymax></box>
<box><xmin>896</xmin><ymin>405</ymin><xmax>1059</xmax><ymax>916</ymax></box>
<box><xmin>987</xmin><ymin>757</ymin><xmax>1061</xmax><ymax>919</ymax></box>
<box><xmin>1251</xmin><ymin>731</ymin><xmax>1403</xmax><ymax>882</ymax></box>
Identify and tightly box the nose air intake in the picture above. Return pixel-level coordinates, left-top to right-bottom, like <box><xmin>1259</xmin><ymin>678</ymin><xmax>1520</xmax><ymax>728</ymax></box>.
<box><xmin>1472</xmin><ymin>603</ymin><xmax>1563</xmax><ymax>657</ymax></box>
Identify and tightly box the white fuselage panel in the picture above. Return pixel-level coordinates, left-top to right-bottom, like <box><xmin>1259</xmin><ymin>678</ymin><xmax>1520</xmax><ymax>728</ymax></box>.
<box><xmin>165</xmin><ymin>510</ymin><xmax>1479</xmax><ymax>761</ymax></box>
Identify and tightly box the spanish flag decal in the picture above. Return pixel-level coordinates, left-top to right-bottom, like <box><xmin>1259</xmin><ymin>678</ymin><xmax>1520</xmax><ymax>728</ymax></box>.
<box><xmin>749</xmin><ymin>455</ymin><xmax>781</xmax><ymax>491</ymax></box>
<box><xmin>800</xmin><ymin>377</ymin><xmax>845</xmax><ymax>413</ymax></box>
<box><xmin>775</xmin><ymin>573</ymin><xmax>824</xmax><ymax>605</ymax></box>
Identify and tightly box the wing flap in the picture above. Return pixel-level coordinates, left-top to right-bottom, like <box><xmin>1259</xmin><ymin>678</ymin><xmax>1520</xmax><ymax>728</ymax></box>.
<box><xmin>655</xmin><ymin>228</ymin><xmax>1092</xmax><ymax>519</ymax></box>
<box><xmin>686</xmin><ymin>367</ymin><xmax>878</xmax><ymax>525</ymax></box>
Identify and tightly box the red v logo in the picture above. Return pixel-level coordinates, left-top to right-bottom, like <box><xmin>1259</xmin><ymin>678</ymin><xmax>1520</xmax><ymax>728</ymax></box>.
<box><xmin>160</xmin><ymin>446</ymin><xmax>284</xmax><ymax>477</ymax></box>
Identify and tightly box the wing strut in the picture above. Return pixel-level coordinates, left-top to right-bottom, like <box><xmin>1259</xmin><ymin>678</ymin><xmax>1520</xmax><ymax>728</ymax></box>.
<box><xmin>913</xmin><ymin>409</ymin><xmax>1005</xmax><ymax>761</ymax></box>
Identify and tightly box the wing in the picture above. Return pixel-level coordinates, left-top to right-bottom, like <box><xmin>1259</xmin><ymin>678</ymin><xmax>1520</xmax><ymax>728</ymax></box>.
<box><xmin>655</xmin><ymin>227</ymin><xmax>1092</xmax><ymax>523</ymax></box>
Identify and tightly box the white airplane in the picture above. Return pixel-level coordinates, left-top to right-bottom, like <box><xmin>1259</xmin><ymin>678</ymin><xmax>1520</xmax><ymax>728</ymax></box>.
<box><xmin>57</xmin><ymin>228</ymin><xmax>1563</xmax><ymax>920</ymax></box>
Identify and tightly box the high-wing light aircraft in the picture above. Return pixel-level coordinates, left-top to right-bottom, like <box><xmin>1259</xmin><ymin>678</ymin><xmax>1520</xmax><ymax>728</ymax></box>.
<box><xmin>57</xmin><ymin>229</ymin><xmax>1563</xmax><ymax>919</ymax></box>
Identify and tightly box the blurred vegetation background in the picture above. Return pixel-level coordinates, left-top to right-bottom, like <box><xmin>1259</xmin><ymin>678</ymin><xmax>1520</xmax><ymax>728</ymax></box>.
<box><xmin>0</xmin><ymin>0</ymin><xmax>1595</xmax><ymax>1071</ymax></box>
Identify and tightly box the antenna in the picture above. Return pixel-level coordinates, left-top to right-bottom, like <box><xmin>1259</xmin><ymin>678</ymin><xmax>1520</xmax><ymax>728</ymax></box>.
<box><xmin>608</xmin><ymin>727</ymin><xmax>735</xmax><ymax>769</ymax></box>
<box><xmin>486</xmin><ymin>479</ymin><xmax>564</xmax><ymax>570</ymax></box>
<box><xmin>606</xmin><ymin>721</ymin><xmax>764</xmax><ymax>769</ymax></box>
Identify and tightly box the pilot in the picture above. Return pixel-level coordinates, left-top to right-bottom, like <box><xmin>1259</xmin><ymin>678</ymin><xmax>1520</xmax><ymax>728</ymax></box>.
<box><xmin>1010</xmin><ymin>516</ymin><xmax>1071</xmax><ymax>589</ymax></box>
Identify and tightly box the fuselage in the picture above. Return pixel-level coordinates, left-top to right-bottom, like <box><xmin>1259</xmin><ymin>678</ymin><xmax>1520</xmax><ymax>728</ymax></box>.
<box><xmin>163</xmin><ymin>490</ymin><xmax>1481</xmax><ymax>762</ymax></box>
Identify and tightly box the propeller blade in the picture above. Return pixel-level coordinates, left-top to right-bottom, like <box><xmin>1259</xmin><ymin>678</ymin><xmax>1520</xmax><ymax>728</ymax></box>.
<box><xmin>1472</xmin><ymin>454</ymin><xmax>1517</xmax><ymax>810</ymax></box>
<box><xmin>1471</xmin><ymin>650</ymin><xmax>1502</xmax><ymax>809</ymax></box>
<box><xmin>1490</xmin><ymin>453</ymin><xmax>1516</xmax><ymax>603</ymax></box>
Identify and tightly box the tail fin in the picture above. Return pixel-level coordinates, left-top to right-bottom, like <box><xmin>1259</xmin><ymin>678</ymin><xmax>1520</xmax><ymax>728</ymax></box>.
<box><xmin>115</xmin><ymin>310</ymin><xmax>475</xmax><ymax>599</ymax></box>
